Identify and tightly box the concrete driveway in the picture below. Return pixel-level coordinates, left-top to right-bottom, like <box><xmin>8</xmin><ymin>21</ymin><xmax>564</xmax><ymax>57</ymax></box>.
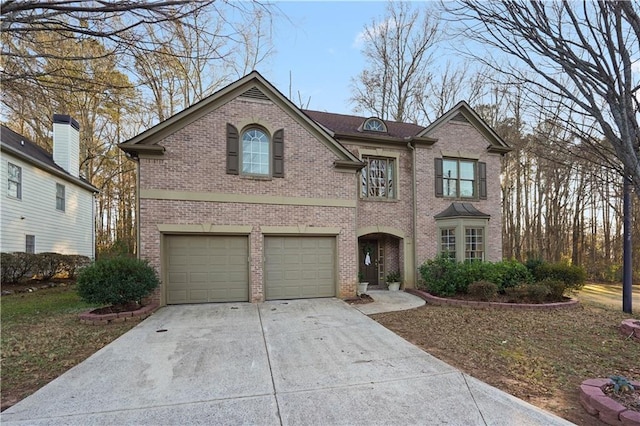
<box><xmin>2</xmin><ymin>299</ymin><xmax>572</xmax><ymax>425</ymax></box>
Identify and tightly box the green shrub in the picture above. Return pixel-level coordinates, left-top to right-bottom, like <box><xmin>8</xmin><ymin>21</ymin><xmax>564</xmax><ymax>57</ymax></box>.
<box><xmin>1</xmin><ymin>252</ymin><xmax>37</xmax><ymax>283</ymax></box>
<box><xmin>418</xmin><ymin>255</ymin><xmax>460</xmax><ymax>296</ymax></box>
<box><xmin>77</xmin><ymin>256</ymin><xmax>160</xmax><ymax>307</ymax></box>
<box><xmin>419</xmin><ymin>256</ymin><xmax>533</xmax><ymax>296</ymax></box>
<box><xmin>60</xmin><ymin>255</ymin><xmax>92</xmax><ymax>279</ymax></box>
<box><xmin>35</xmin><ymin>252</ymin><xmax>65</xmax><ymax>280</ymax></box>
<box><xmin>525</xmin><ymin>257</ymin><xmax>545</xmax><ymax>276</ymax></box>
<box><xmin>490</xmin><ymin>260</ymin><xmax>533</xmax><ymax>290</ymax></box>
<box><xmin>467</xmin><ymin>280</ymin><xmax>498</xmax><ymax>301</ymax></box>
<box><xmin>505</xmin><ymin>283</ymin><xmax>551</xmax><ymax>303</ymax></box>
<box><xmin>540</xmin><ymin>278</ymin><xmax>569</xmax><ymax>301</ymax></box>
<box><xmin>534</xmin><ymin>262</ymin><xmax>586</xmax><ymax>291</ymax></box>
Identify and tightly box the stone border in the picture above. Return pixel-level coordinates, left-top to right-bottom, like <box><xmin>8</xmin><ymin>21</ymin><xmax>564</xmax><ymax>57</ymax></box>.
<box><xmin>579</xmin><ymin>378</ymin><xmax>640</xmax><ymax>426</ymax></box>
<box><xmin>79</xmin><ymin>303</ymin><xmax>160</xmax><ymax>325</ymax></box>
<box><xmin>620</xmin><ymin>319</ymin><xmax>640</xmax><ymax>342</ymax></box>
<box><xmin>405</xmin><ymin>289</ymin><xmax>579</xmax><ymax>310</ymax></box>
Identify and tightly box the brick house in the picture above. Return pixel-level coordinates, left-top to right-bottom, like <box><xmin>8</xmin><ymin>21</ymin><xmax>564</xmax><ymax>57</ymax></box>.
<box><xmin>119</xmin><ymin>72</ymin><xmax>510</xmax><ymax>305</ymax></box>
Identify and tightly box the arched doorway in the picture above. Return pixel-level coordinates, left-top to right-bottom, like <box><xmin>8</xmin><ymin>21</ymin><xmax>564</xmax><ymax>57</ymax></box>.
<box><xmin>358</xmin><ymin>233</ymin><xmax>403</xmax><ymax>289</ymax></box>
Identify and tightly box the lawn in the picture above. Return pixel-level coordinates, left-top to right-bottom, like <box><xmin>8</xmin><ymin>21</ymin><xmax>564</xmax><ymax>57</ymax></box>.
<box><xmin>371</xmin><ymin>299</ymin><xmax>639</xmax><ymax>425</ymax></box>
<box><xmin>0</xmin><ymin>284</ymin><xmax>142</xmax><ymax>411</ymax></box>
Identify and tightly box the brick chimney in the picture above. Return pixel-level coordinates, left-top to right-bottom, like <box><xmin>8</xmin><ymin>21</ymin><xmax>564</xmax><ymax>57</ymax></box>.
<box><xmin>52</xmin><ymin>114</ymin><xmax>80</xmax><ymax>178</ymax></box>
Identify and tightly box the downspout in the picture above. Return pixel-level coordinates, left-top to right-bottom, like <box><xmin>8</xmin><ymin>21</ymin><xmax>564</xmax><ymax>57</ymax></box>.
<box><xmin>407</xmin><ymin>140</ymin><xmax>418</xmax><ymax>289</ymax></box>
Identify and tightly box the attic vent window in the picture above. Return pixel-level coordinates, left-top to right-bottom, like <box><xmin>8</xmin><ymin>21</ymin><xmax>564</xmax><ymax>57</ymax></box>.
<box><xmin>363</xmin><ymin>118</ymin><xmax>387</xmax><ymax>132</ymax></box>
<box><xmin>240</xmin><ymin>87</ymin><xmax>270</xmax><ymax>101</ymax></box>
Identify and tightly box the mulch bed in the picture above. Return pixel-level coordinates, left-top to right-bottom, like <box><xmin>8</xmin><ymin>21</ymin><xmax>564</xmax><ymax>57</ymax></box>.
<box><xmin>345</xmin><ymin>293</ymin><xmax>374</xmax><ymax>305</ymax></box>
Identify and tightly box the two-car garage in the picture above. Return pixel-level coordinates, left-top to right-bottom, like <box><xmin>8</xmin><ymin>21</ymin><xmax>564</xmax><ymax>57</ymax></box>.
<box><xmin>165</xmin><ymin>235</ymin><xmax>336</xmax><ymax>304</ymax></box>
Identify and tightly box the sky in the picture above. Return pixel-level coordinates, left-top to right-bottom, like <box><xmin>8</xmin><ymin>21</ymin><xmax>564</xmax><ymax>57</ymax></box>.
<box><xmin>261</xmin><ymin>2</ymin><xmax>392</xmax><ymax>115</ymax></box>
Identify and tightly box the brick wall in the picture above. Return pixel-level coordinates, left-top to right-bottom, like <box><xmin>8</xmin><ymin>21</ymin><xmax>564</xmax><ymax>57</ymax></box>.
<box><xmin>138</xmin><ymin>96</ymin><xmax>358</xmax><ymax>303</ymax></box>
<box><xmin>415</xmin><ymin>120</ymin><xmax>504</xmax><ymax>265</ymax></box>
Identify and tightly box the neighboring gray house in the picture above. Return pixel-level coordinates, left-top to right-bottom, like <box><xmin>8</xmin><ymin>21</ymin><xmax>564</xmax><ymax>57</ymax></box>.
<box><xmin>1</xmin><ymin>115</ymin><xmax>98</xmax><ymax>258</ymax></box>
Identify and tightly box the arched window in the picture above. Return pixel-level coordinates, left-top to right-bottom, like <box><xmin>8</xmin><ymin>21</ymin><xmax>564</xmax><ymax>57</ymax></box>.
<box><xmin>363</xmin><ymin>118</ymin><xmax>387</xmax><ymax>132</ymax></box>
<box><xmin>241</xmin><ymin>127</ymin><xmax>270</xmax><ymax>175</ymax></box>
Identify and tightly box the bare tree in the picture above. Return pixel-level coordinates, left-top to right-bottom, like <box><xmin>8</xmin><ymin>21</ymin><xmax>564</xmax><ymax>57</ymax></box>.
<box><xmin>445</xmin><ymin>0</ymin><xmax>640</xmax><ymax>195</ymax></box>
<box><xmin>350</xmin><ymin>1</ymin><xmax>441</xmax><ymax>122</ymax></box>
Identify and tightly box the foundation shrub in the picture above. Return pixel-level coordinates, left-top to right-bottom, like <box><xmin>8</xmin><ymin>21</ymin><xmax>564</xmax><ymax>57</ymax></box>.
<box><xmin>489</xmin><ymin>260</ymin><xmax>533</xmax><ymax>291</ymax></box>
<box><xmin>468</xmin><ymin>280</ymin><xmax>498</xmax><ymax>301</ymax></box>
<box><xmin>505</xmin><ymin>283</ymin><xmax>551</xmax><ymax>303</ymax></box>
<box><xmin>1</xmin><ymin>252</ymin><xmax>37</xmax><ymax>283</ymax></box>
<box><xmin>77</xmin><ymin>256</ymin><xmax>160</xmax><ymax>307</ymax></box>
<box><xmin>533</xmin><ymin>262</ymin><xmax>586</xmax><ymax>291</ymax></box>
<box><xmin>35</xmin><ymin>252</ymin><xmax>65</xmax><ymax>280</ymax></box>
<box><xmin>418</xmin><ymin>255</ymin><xmax>461</xmax><ymax>296</ymax></box>
<box><xmin>540</xmin><ymin>278</ymin><xmax>570</xmax><ymax>301</ymax></box>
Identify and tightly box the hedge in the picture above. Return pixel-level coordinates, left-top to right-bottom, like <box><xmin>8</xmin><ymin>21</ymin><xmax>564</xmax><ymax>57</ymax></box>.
<box><xmin>0</xmin><ymin>252</ymin><xmax>91</xmax><ymax>283</ymax></box>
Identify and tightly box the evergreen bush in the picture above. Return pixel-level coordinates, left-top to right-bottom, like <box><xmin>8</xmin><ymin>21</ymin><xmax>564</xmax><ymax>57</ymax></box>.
<box><xmin>76</xmin><ymin>256</ymin><xmax>160</xmax><ymax>306</ymax></box>
<box><xmin>468</xmin><ymin>280</ymin><xmax>498</xmax><ymax>301</ymax></box>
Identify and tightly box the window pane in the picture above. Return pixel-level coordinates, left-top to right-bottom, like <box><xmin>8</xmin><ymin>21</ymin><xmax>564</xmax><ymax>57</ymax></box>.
<box><xmin>25</xmin><ymin>235</ymin><xmax>35</xmax><ymax>254</ymax></box>
<box><xmin>460</xmin><ymin>180</ymin><xmax>474</xmax><ymax>197</ymax></box>
<box><xmin>443</xmin><ymin>160</ymin><xmax>457</xmax><ymax>178</ymax></box>
<box><xmin>460</xmin><ymin>161</ymin><xmax>474</xmax><ymax>179</ymax></box>
<box><xmin>440</xmin><ymin>228</ymin><xmax>456</xmax><ymax>259</ymax></box>
<box><xmin>443</xmin><ymin>178</ymin><xmax>457</xmax><ymax>197</ymax></box>
<box><xmin>56</xmin><ymin>183</ymin><xmax>65</xmax><ymax>211</ymax></box>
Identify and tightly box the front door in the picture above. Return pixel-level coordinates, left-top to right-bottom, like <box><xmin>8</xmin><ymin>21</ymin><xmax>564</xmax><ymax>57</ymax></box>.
<box><xmin>359</xmin><ymin>240</ymin><xmax>378</xmax><ymax>285</ymax></box>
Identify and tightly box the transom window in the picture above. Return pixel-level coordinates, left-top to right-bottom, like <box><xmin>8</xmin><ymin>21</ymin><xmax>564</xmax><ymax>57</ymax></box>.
<box><xmin>56</xmin><ymin>183</ymin><xmax>65</xmax><ymax>211</ymax></box>
<box><xmin>443</xmin><ymin>159</ymin><xmax>476</xmax><ymax>198</ymax></box>
<box><xmin>440</xmin><ymin>228</ymin><xmax>456</xmax><ymax>259</ymax></box>
<box><xmin>361</xmin><ymin>156</ymin><xmax>395</xmax><ymax>199</ymax></box>
<box><xmin>8</xmin><ymin>162</ymin><xmax>21</xmax><ymax>199</ymax></box>
<box><xmin>241</xmin><ymin>128</ymin><xmax>270</xmax><ymax>175</ymax></box>
<box><xmin>465</xmin><ymin>228</ymin><xmax>484</xmax><ymax>261</ymax></box>
<box><xmin>363</xmin><ymin>118</ymin><xmax>387</xmax><ymax>132</ymax></box>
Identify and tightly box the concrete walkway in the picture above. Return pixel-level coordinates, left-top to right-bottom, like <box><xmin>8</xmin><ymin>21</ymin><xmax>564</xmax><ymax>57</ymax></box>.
<box><xmin>352</xmin><ymin>289</ymin><xmax>425</xmax><ymax>314</ymax></box>
<box><xmin>2</xmin><ymin>297</ymin><xmax>572</xmax><ymax>425</ymax></box>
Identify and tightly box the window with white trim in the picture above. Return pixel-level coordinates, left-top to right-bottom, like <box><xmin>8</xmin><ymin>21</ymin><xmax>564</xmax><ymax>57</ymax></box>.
<box><xmin>241</xmin><ymin>128</ymin><xmax>270</xmax><ymax>175</ymax></box>
<box><xmin>25</xmin><ymin>235</ymin><xmax>35</xmax><ymax>253</ymax></box>
<box><xmin>465</xmin><ymin>227</ymin><xmax>484</xmax><ymax>261</ymax></box>
<box><xmin>361</xmin><ymin>156</ymin><xmax>395</xmax><ymax>199</ymax></box>
<box><xmin>363</xmin><ymin>118</ymin><xmax>387</xmax><ymax>132</ymax></box>
<box><xmin>56</xmin><ymin>183</ymin><xmax>65</xmax><ymax>211</ymax></box>
<box><xmin>8</xmin><ymin>162</ymin><xmax>21</xmax><ymax>199</ymax></box>
<box><xmin>440</xmin><ymin>228</ymin><xmax>456</xmax><ymax>259</ymax></box>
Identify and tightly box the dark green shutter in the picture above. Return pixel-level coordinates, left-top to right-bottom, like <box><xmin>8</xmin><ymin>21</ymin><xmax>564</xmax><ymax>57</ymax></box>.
<box><xmin>227</xmin><ymin>123</ymin><xmax>239</xmax><ymax>175</ymax></box>
<box><xmin>273</xmin><ymin>129</ymin><xmax>284</xmax><ymax>178</ymax></box>
<box><xmin>478</xmin><ymin>161</ymin><xmax>487</xmax><ymax>199</ymax></box>
<box><xmin>435</xmin><ymin>158</ymin><xmax>443</xmax><ymax>197</ymax></box>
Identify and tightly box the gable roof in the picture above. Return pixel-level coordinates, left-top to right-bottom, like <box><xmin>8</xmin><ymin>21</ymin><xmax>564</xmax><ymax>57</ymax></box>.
<box><xmin>0</xmin><ymin>125</ymin><xmax>98</xmax><ymax>193</ymax></box>
<box><xmin>418</xmin><ymin>101</ymin><xmax>511</xmax><ymax>154</ymax></box>
<box><xmin>119</xmin><ymin>71</ymin><xmax>361</xmax><ymax>165</ymax></box>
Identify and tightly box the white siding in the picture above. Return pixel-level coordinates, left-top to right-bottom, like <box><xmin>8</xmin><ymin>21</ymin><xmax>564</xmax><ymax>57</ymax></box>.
<box><xmin>1</xmin><ymin>153</ymin><xmax>95</xmax><ymax>258</ymax></box>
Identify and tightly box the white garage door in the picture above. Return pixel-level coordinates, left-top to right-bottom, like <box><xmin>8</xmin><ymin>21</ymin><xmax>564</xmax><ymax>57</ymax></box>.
<box><xmin>264</xmin><ymin>236</ymin><xmax>336</xmax><ymax>300</ymax></box>
<box><xmin>166</xmin><ymin>235</ymin><xmax>248</xmax><ymax>304</ymax></box>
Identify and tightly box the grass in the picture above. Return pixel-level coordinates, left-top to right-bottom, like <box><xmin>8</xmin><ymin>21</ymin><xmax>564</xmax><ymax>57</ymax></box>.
<box><xmin>1</xmin><ymin>284</ymin><xmax>142</xmax><ymax>410</ymax></box>
<box><xmin>371</xmin><ymin>299</ymin><xmax>640</xmax><ymax>425</ymax></box>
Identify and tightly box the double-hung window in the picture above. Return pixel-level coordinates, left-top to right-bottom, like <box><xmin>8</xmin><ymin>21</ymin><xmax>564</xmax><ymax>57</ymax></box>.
<box><xmin>241</xmin><ymin>128</ymin><xmax>270</xmax><ymax>176</ymax></box>
<box><xmin>8</xmin><ymin>162</ymin><xmax>21</xmax><ymax>199</ymax></box>
<box><xmin>440</xmin><ymin>228</ymin><xmax>456</xmax><ymax>259</ymax></box>
<box><xmin>443</xmin><ymin>159</ymin><xmax>475</xmax><ymax>198</ymax></box>
<box><xmin>56</xmin><ymin>183</ymin><xmax>65</xmax><ymax>211</ymax></box>
<box><xmin>436</xmin><ymin>158</ymin><xmax>486</xmax><ymax>199</ymax></box>
<box><xmin>361</xmin><ymin>156</ymin><xmax>395</xmax><ymax>199</ymax></box>
<box><xmin>465</xmin><ymin>227</ymin><xmax>484</xmax><ymax>261</ymax></box>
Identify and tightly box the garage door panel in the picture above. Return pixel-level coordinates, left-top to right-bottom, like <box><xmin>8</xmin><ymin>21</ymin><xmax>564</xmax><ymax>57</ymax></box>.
<box><xmin>166</xmin><ymin>236</ymin><xmax>249</xmax><ymax>304</ymax></box>
<box><xmin>265</xmin><ymin>236</ymin><xmax>335</xmax><ymax>300</ymax></box>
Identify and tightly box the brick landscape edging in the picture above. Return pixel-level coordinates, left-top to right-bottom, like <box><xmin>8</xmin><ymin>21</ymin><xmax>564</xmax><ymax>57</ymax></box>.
<box><xmin>620</xmin><ymin>319</ymin><xmax>640</xmax><ymax>342</ymax></box>
<box><xmin>405</xmin><ymin>288</ymin><xmax>579</xmax><ymax>310</ymax></box>
<box><xmin>78</xmin><ymin>303</ymin><xmax>160</xmax><ymax>325</ymax></box>
<box><xmin>579</xmin><ymin>378</ymin><xmax>640</xmax><ymax>426</ymax></box>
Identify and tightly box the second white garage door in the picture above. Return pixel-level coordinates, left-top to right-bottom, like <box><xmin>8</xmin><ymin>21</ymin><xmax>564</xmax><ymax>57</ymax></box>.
<box><xmin>166</xmin><ymin>235</ymin><xmax>249</xmax><ymax>304</ymax></box>
<box><xmin>264</xmin><ymin>236</ymin><xmax>336</xmax><ymax>300</ymax></box>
